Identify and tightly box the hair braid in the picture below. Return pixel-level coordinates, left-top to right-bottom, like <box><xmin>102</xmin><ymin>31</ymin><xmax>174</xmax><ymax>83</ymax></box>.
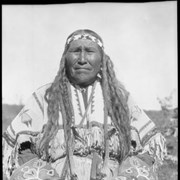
<box><xmin>101</xmin><ymin>53</ymin><xmax>131</xmax><ymax>164</ymax></box>
<box><xmin>38</xmin><ymin>55</ymin><xmax>74</xmax><ymax>161</ymax></box>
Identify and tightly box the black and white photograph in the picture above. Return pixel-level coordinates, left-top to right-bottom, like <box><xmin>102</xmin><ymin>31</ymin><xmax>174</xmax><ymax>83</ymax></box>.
<box><xmin>2</xmin><ymin>2</ymin><xmax>177</xmax><ymax>180</ymax></box>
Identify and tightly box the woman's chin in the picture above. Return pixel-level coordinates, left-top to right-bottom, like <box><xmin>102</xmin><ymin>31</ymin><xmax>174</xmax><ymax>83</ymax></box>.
<box><xmin>74</xmin><ymin>78</ymin><xmax>97</xmax><ymax>87</ymax></box>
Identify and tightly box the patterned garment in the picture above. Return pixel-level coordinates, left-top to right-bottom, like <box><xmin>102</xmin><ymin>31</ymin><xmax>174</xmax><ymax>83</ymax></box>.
<box><xmin>8</xmin><ymin>156</ymin><xmax>157</xmax><ymax>180</ymax></box>
<box><xmin>3</xmin><ymin>80</ymin><xmax>167</xmax><ymax>180</ymax></box>
<box><xmin>113</xmin><ymin>156</ymin><xmax>158</xmax><ymax>180</ymax></box>
<box><xmin>9</xmin><ymin>158</ymin><xmax>59</xmax><ymax>180</ymax></box>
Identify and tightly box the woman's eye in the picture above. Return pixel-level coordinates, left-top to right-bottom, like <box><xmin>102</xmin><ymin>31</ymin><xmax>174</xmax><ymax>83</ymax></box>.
<box><xmin>86</xmin><ymin>50</ymin><xmax>94</xmax><ymax>53</ymax></box>
<box><xmin>73</xmin><ymin>49</ymin><xmax>80</xmax><ymax>52</ymax></box>
<box><xmin>68</xmin><ymin>48</ymin><xmax>80</xmax><ymax>52</ymax></box>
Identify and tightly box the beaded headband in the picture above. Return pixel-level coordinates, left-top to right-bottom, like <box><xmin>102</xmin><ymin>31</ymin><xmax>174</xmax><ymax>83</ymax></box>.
<box><xmin>66</xmin><ymin>33</ymin><xmax>104</xmax><ymax>49</ymax></box>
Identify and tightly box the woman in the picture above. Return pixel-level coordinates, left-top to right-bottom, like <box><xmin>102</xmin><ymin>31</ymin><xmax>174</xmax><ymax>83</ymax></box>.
<box><xmin>3</xmin><ymin>29</ymin><xmax>167</xmax><ymax>180</ymax></box>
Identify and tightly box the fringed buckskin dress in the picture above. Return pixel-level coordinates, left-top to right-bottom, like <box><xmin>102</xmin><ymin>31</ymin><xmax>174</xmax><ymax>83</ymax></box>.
<box><xmin>3</xmin><ymin>79</ymin><xmax>167</xmax><ymax>180</ymax></box>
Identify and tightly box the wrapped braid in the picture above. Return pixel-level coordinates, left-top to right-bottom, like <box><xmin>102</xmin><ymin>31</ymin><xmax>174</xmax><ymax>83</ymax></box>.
<box><xmin>101</xmin><ymin>53</ymin><xmax>131</xmax><ymax>164</ymax></box>
<box><xmin>37</xmin><ymin>56</ymin><xmax>67</xmax><ymax>160</ymax></box>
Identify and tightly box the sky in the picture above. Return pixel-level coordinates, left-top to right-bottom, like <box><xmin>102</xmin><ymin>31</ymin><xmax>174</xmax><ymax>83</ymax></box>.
<box><xmin>2</xmin><ymin>2</ymin><xmax>177</xmax><ymax>110</ymax></box>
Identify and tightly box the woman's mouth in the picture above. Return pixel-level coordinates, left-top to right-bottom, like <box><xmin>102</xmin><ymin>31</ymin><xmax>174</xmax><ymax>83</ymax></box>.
<box><xmin>74</xmin><ymin>66</ymin><xmax>92</xmax><ymax>71</ymax></box>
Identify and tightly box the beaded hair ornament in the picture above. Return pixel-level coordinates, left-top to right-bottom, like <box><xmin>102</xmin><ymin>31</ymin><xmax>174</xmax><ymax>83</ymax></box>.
<box><xmin>66</xmin><ymin>33</ymin><xmax>104</xmax><ymax>49</ymax></box>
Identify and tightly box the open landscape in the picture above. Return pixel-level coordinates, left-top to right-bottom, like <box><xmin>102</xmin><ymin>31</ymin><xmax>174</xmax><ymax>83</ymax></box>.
<box><xmin>2</xmin><ymin>104</ymin><xmax>178</xmax><ymax>180</ymax></box>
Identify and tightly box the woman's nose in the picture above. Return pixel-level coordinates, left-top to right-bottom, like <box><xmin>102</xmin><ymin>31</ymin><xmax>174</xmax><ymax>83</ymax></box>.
<box><xmin>78</xmin><ymin>51</ymin><xmax>87</xmax><ymax>64</ymax></box>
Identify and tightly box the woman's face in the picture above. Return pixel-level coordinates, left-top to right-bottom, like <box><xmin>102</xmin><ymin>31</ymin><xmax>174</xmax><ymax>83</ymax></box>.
<box><xmin>65</xmin><ymin>39</ymin><xmax>102</xmax><ymax>87</ymax></box>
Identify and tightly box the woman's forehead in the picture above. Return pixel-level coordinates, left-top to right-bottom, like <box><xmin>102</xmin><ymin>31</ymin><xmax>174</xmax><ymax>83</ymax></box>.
<box><xmin>68</xmin><ymin>39</ymin><xmax>100</xmax><ymax>49</ymax></box>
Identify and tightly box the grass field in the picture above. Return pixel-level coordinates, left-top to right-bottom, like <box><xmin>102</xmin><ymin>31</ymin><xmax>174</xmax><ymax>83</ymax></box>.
<box><xmin>2</xmin><ymin>104</ymin><xmax>178</xmax><ymax>180</ymax></box>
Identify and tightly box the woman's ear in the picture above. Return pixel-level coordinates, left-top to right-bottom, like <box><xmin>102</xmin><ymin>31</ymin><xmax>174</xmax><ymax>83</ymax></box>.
<box><xmin>97</xmin><ymin>63</ymin><xmax>103</xmax><ymax>78</ymax></box>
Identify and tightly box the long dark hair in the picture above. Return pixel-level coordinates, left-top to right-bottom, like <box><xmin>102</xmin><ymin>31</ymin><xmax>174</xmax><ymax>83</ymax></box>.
<box><xmin>37</xmin><ymin>29</ymin><xmax>131</xmax><ymax>165</ymax></box>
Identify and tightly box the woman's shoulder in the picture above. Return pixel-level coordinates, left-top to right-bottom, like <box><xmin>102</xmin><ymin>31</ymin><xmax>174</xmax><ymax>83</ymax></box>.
<box><xmin>34</xmin><ymin>83</ymin><xmax>52</xmax><ymax>96</ymax></box>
